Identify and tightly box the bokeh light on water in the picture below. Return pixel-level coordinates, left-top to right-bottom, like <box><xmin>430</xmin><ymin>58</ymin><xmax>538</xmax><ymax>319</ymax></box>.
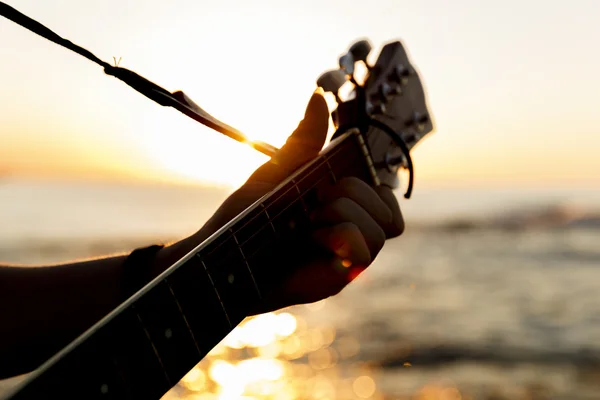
<box><xmin>161</xmin><ymin>303</ymin><xmax>469</xmax><ymax>400</ymax></box>
<box><xmin>161</xmin><ymin>306</ymin><xmax>401</xmax><ymax>400</ymax></box>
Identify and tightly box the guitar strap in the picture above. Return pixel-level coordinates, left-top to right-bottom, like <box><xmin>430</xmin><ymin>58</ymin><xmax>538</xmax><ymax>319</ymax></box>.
<box><xmin>0</xmin><ymin>2</ymin><xmax>187</xmax><ymax>108</ymax></box>
<box><xmin>1</xmin><ymin>2</ymin><xmax>283</xmax><ymax>158</ymax></box>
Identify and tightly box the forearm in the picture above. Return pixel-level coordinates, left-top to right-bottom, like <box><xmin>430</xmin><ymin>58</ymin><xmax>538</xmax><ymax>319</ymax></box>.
<box><xmin>0</xmin><ymin>231</ymin><xmax>205</xmax><ymax>379</ymax></box>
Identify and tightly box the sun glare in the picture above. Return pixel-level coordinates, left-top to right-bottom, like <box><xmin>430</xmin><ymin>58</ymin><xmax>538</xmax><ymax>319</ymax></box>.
<box><xmin>128</xmin><ymin>19</ymin><xmax>335</xmax><ymax>188</ymax></box>
<box><xmin>138</xmin><ymin>85</ymin><xmax>323</xmax><ymax>188</ymax></box>
<box><xmin>140</xmin><ymin>112</ymin><xmax>270</xmax><ymax>188</ymax></box>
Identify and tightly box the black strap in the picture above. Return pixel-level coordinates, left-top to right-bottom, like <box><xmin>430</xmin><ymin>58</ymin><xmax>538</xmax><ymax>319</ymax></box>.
<box><xmin>0</xmin><ymin>2</ymin><xmax>190</xmax><ymax>111</ymax></box>
<box><xmin>0</xmin><ymin>3</ymin><xmax>109</xmax><ymax>67</ymax></box>
<box><xmin>0</xmin><ymin>1</ymin><xmax>284</xmax><ymax>159</ymax></box>
<box><xmin>0</xmin><ymin>2</ymin><xmax>181</xmax><ymax>107</ymax></box>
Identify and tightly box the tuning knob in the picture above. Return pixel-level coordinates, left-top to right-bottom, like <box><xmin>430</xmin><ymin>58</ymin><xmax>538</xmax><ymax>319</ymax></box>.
<box><xmin>317</xmin><ymin>69</ymin><xmax>348</xmax><ymax>99</ymax></box>
<box><xmin>379</xmin><ymin>82</ymin><xmax>402</xmax><ymax>100</ymax></box>
<box><xmin>392</xmin><ymin>63</ymin><xmax>411</xmax><ymax>84</ymax></box>
<box><xmin>338</xmin><ymin>53</ymin><xmax>355</xmax><ymax>75</ymax></box>
<box><xmin>348</xmin><ymin>39</ymin><xmax>372</xmax><ymax>63</ymax></box>
<box><xmin>405</xmin><ymin>111</ymin><xmax>429</xmax><ymax>132</ymax></box>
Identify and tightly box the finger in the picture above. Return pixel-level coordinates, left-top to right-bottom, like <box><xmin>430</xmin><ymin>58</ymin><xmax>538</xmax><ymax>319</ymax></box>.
<box><xmin>311</xmin><ymin>222</ymin><xmax>371</xmax><ymax>267</ymax></box>
<box><xmin>247</xmin><ymin>90</ymin><xmax>329</xmax><ymax>185</ymax></box>
<box><xmin>277</xmin><ymin>223</ymin><xmax>371</xmax><ymax>306</ymax></box>
<box><xmin>374</xmin><ymin>185</ymin><xmax>405</xmax><ymax>238</ymax></box>
<box><xmin>249</xmin><ymin>222</ymin><xmax>372</xmax><ymax>314</ymax></box>
<box><xmin>320</xmin><ymin>177</ymin><xmax>392</xmax><ymax>226</ymax></box>
<box><xmin>314</xmin><ymin>197</ymin><xmax>386</xmax><ymax>259</ymax></box>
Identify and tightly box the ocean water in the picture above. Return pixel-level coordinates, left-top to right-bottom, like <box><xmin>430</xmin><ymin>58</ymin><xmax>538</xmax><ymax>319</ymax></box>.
<box><xmin>1</xmin><ymin>179</ymin><xmax>600</xmax><ymax>400</ymax></box>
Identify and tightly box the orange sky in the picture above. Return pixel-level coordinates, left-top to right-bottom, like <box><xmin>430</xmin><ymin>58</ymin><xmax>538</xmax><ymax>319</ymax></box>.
<box><xmin>1</xmin><ymin>0</ymin><xmax>599</xmax><ymax>188</ymax></box>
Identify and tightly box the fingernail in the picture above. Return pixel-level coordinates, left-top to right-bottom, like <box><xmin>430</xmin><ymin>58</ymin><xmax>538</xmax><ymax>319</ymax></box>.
<box><xmin>314</xmin><ymin>87</ymin><xmax>325</xmax><ymax>95</ymax></box>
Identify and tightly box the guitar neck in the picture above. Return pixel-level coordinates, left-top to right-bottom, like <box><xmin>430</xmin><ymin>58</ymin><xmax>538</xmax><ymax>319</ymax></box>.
<box><xmin>6</xmin><ymin>129</ymin><xmax>376</xmax><ymax>400</ymax></box>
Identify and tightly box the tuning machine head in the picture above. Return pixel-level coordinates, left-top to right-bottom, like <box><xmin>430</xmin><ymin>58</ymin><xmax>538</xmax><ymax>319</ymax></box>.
<box><xmin>316</xmin><ymin>69</ymin><xmax>348</xmax><ymax>103</ymax></box>
<box><xmin>338</xmin><ymin>39</ymin><xmax>373</xmax><ymax>85</ymax></box>
<box><xmin>391</xmin><ymin>63</ymin><xmax>411</xmax><ymax>85</ymax></box>
<box><xmin>348</xmin><ymin>39</ymin><xmax>372</xmax><ymax>64</ymax></box>
<box><xmin>338</xmin><ymin>53</ymin><xmax>355</xmax><ymax>76</ymax></box>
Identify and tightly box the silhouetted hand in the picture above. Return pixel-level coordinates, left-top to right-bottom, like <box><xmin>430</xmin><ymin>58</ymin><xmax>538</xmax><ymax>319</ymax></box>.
<box><xmin>197</xmin><ymin>90</ymin><xmax>405</xmax><ymax>313</ymax></box>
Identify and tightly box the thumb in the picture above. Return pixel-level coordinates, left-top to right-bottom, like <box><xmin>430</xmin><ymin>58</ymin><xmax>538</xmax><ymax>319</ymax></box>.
<box><xmin>248</xmin><ymin>90</ymin><xmax>330</xmax><ymax>184</ymax></box>
<box><xmin>278</xmin><ymin>88</ymin><xmax>329</xmax><ymax>161</ymax></box>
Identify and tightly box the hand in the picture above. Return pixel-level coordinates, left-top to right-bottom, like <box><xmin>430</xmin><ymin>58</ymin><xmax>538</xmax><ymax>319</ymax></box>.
<box><xmin>196</xmin><ymin>90</ymin><xmax>405</xmax><ymax>313</ymax></box>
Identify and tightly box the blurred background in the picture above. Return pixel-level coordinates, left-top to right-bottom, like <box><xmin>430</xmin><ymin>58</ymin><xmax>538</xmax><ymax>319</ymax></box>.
<box><xmin>1</xmin><ymin>0</ymin><xmax>600</xmax><ymax>399</ymax></box>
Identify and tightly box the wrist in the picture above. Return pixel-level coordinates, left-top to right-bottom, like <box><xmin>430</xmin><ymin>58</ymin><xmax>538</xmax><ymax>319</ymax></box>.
<box><xmin>150</xmin><ymin>233</ymin><xmax>205</xmax><ymax>279</ymax></box>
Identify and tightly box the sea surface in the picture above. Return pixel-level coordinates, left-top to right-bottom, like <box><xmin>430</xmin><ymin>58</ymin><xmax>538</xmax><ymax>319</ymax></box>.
<box><xmin>1</xmin><ymin>179</ymin><xmax>600</xmax><ymax>400</ymax></box>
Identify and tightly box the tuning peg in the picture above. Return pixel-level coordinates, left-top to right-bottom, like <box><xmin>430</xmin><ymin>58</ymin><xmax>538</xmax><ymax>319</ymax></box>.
<box><xmin>392</xmin><ymin>63</ymin><xmax>411</xmax><ymax>84</ymax></box>
<box><xmin>379</xmin><ymin>82</ymin><xmax>402</xmax><ymax>101</ymax></box>
<box><xmin>338</xmin><ymin>53</ymin><xmax>355</xmax><ymax>76</ymax></box>
<box><xmin>405</xmin><ymin>111</ymin><xmax>429</xmax><ymax>132</ymax></box>
<box><xmin>348</xmin><ymin>39</ymin><xmax>372</xmax><ymax>63</ymax></box>
<box><xmin>317</xmin><ymin>69</ymin><xmax>348</xmax><ymax>102</ymax></box>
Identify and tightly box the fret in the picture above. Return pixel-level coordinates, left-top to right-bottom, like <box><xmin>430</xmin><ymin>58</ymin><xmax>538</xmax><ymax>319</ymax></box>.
<box><xmin>167</xmin><ymin>255</ymin><xmax>232</xmax><ymax>354</ymax></box>
<box><xmin>202</xmin><ymin>237</ymin><xmax>261</xmax><ymax>325</ymax></box>
<box><xmin>261</xmin><ymin>203</ymin><xmax>277</xmax><ymax>232</ymax></box>
<box><xmin>109</xmin><ymin>307</ymin><xmax>171</xmax><ymax>399</ymax></box>
<box><xmin>200</xmin><ymin>230</ymin><xmax>231</xmax><ymax>258</ymax></box>
<box><xmin>264</xmin><ymin>179</ymin><xmax>305</xmax><ymax>217</ymax></box>
<box><xmin>11</xmin><ymin>328</ymin><xmax>128</xmax><ymax>400</ymax></box>
<box><xmin>297</xmin><ymin>159</ymin><xmax>334</xmax><ymax>213</ymax></box>
<box><xmin>30</xmin><ymin>307</ymin><xmax>172</xmax><ymax>399</ymax></box>
<box><xmin>134</xmin><ymin>280</ymin><xmax>202</xmax><ymax>385</ymax></box>
<box><xmin>325</xmin><ymin>158</ymin><xmax>337</xmax><ymax>183</ymax></box>
<box><xmin>240</xmin><ymin>227</ymin><xmax>279</xmax><ymax>292</ymax></box>
<box><xmin>326</xmin><ymin>138</ymin><xmax>370</xmax><ymax>182</ymax></box>
<box><xmin>270</xmin><ymin>197</ymin><xmax>310</xmax><ymax>236</ymax></box>
<box><xmin>293</xmin><ymin>179</ymin><xmax>310</xmax><ymax>215</ymax></box>
<box><xmin>246</xmin><ymin>240</ymin><xmax>294</xmax><ymax>294</ymax></box>
<box><xmin>237</xmin><ymin>212</ymin><xmax>277</xmax><ymax>258</ymax></box>
<box><xmin>235</xmin><ymin>210</ymin><xmax>273</xmax><ymax>247</ymax></box>
<box><xmin>10</xmin><ymin>306</ymin><xmax>174</xmax><ymax>400</ymax></box>
<box><xmin>296</xmin><ymin>158</ymin><xmax>333</xmax><ymax>193</ymax></box>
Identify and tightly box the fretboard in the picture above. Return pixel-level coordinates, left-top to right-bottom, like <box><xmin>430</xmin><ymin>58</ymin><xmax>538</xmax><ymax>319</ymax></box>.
<box><xmin>5</xmin><ymin>129</ymin><xmax>376</xmax><ymax>400</ymax></box>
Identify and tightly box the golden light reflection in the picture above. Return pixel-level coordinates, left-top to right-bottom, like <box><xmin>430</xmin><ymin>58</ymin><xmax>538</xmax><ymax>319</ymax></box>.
<box><xmin>308</xmin><ymin>347</ymin><xmax>338</xmax><ymax>370</ymax></box>
<box><xmin>181</xmin><ymin>368</ymin><xmax>207</xmax><ymax>392</ymax></box>
<box><xmin>353</xmin><ymin>376</ymin><xmax>376</xmax><ymax>399</ymax></box>
<box><xmin>165</xmin><ymin>310</ymin><xmax>466</xmax><ymax>400</ymax></box>
<box><xmin>415</xmin><ymin>384</ymin><xmax>463</xmax><ymax>400</ymax></box>
<box><xmin>335</xmin><ymin>336</ymin><xmax>360</xmax><ymax>359</ymax></box>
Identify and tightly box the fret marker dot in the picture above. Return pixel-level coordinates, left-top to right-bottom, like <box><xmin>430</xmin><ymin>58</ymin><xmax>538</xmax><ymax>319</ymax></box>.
<box><xmin>228</xmin><ymin>274</ymin><xmax>235</xmax><ymax>284</ymax></box>
<box><xmin>100</xmin><ymin>384</ymin><xmax>109</xmax><ymax>394</ymax></box>
<box><xmin>164</xmin><ymin>328</ymin><xmax>173</xmax><ymax>339</ymax></box>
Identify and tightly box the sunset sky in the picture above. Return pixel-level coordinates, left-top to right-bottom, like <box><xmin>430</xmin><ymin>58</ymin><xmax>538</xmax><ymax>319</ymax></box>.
<box><xmin>1</xmin><ymin>0</ymin><xmax>599</xmax><ymax>188</ymax></box>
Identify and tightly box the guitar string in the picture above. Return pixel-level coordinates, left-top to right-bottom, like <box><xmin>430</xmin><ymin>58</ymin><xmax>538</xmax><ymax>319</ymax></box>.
<box><xmin>204</xmin><ymin>146</ymin><xmax>363</xmax><ymax>293</ymax></box>
<box><xmin>228</xmin><ymin>147</ymin><xmax>356</xmax><ymax>259</ymax></box>
<box><xmin>129</xmin><ymin>150</ymin><xmax>360</xmax><ymax>388</ymax></box>
<box><xmin>156</xmin><ymin>149</ymin><xmax>361</xmax><ymax>371</ymax></box>
<box><xmin>230</xmin><ymin>139</ymin><xmax>354</xmax><ymax>250</ymax></box>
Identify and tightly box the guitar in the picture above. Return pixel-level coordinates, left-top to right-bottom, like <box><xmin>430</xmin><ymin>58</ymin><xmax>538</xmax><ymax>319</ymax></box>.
<box><xmin>3</xmin><ymin>39</ymin><xmax>434</xmax><ymax>400</ymax></box>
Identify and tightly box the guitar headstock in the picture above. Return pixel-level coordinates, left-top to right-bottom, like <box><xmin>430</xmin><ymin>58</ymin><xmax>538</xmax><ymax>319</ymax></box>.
<box><xmin>318</xmin><ymin>39</ymin><xmax>434</xmax><ymax>198</ymax></box>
